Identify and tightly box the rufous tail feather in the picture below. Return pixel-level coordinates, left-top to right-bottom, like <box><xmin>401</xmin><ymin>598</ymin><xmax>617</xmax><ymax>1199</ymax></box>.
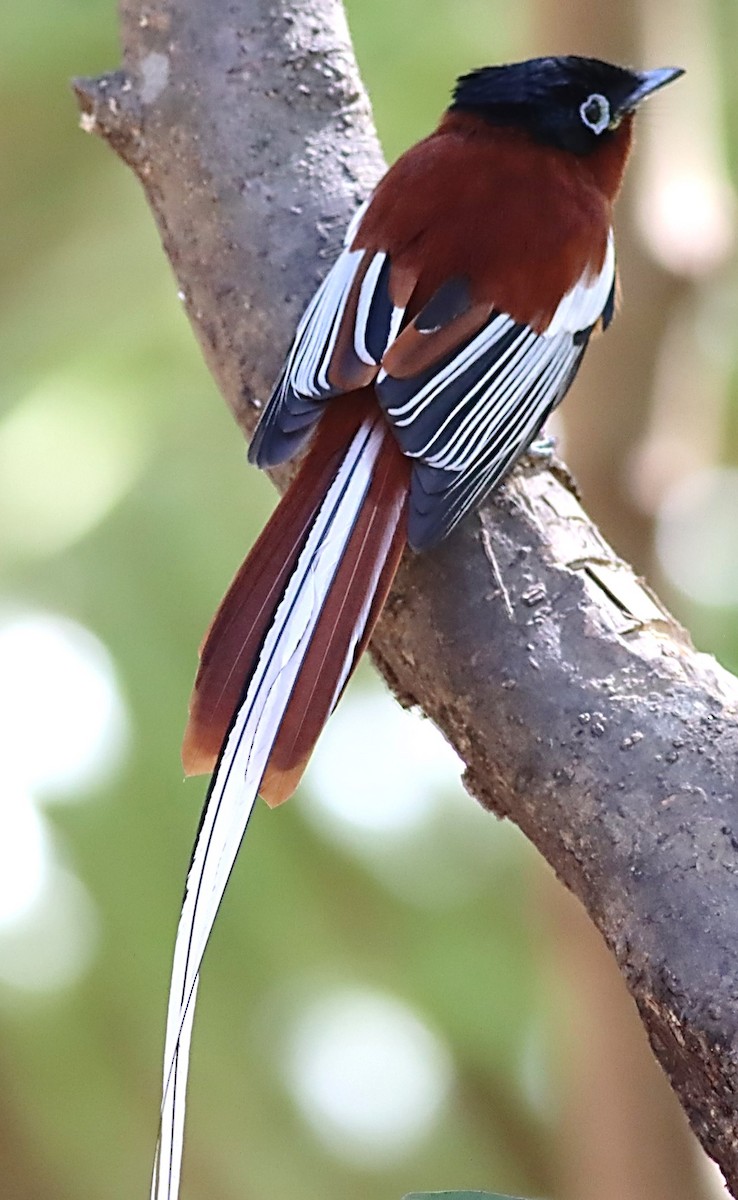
<box><xmin>152</xmin><ymin>396</ymin><xmax>408</xmax><ymax>1200</ymax></box>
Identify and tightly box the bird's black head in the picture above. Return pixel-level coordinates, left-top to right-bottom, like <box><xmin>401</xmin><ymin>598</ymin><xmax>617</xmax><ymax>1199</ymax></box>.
<box><xmin>450</xmin><ymin>56</ymin><xmax>683</xmax><ymax>155</ymax></box>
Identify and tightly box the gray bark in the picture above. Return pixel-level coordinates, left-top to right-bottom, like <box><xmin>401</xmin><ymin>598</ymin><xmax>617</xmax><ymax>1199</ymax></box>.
<box><xmin>74</xmin><ymin>0</ymin><xmax>738</xmax><ymax>1191</ymax></box>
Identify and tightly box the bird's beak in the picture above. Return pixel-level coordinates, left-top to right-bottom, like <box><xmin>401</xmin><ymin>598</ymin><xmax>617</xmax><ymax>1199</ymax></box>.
<box><xmin>621</xmin><ymin>66</ymin><xmax>685</xmax><ymax>112</ymax></box>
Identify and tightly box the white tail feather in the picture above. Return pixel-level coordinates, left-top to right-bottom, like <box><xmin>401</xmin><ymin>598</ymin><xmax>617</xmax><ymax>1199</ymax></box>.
<box><xmin>151</xmin><ymin>416</ymin><xmax>385</xmax><ymax>1200</ymax></box>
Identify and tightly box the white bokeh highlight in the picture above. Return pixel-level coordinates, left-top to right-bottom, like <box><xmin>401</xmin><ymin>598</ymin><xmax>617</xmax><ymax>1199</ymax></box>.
<box><xmin>0</xmin><ymin>866</ymin><xmax>99</xmax><ymax>994</ymax></box>
<box><xmin>302</xmin><ymin>687</ymin><xmax>520</xmax><ymax>908</ymax></box>
<box><xmin>283</xmin><ymin>986</ymin><xmax>454</xmax><ymax>1166</ymax></box>
<box><xmin>0</xmin><ymin>378</ymin><xmax>148</xmax><ymax>559</ymax></box>
<box><xmin>0</xmin><ymin>611</ymin><xmax>127</xmax><ymax>800</ymax></box>
<box><xmin>655</xmin><ymin>467</ymin><xmax>738</xmax><ymax>607</ymax></box>
<box><xmin>306</xmin><ymin>691</ymin><xmax>463</xmax><ymax>836</ymax></box>
<box><xmin>0</xmin><ymin>609</ymin><xmax>127</xmax><ymax>992</ymax></box>
<box><xmin>0</xmin><ymin>784</ymin><xmax>48</xmax><ymax>924</ymax></box>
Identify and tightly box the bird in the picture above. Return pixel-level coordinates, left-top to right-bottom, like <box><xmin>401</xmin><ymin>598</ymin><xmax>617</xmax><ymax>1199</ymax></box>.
<box><xmin>151</xmin><ymin>54</ymin><xmax>683</xmax><ymax>1199</ymax></box>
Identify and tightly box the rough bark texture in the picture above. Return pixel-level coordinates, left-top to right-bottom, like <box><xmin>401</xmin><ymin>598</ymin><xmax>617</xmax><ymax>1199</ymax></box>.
<box><xmin>74</xmin><ymin>0</ymin><xmax>738</xmax><ymax>1191</ymax></box>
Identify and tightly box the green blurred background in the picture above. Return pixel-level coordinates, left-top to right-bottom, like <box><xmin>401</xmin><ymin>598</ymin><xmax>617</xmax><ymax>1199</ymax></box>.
<box><xmin>2</xmin><ymin>1</ymin><xmax>737</xmax><ymax>1198</ymax></box>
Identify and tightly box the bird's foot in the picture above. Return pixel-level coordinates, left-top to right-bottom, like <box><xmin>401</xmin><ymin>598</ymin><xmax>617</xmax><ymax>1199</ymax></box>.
<box><xmin>526</xmin><ymin>433</ymin><xmax>557</xmax><ymax>464</ymax></box>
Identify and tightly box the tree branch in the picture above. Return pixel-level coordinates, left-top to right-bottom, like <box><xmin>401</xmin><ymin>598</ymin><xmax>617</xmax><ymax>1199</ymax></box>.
<box><xmin>74</xmin><ymin>0</ymin><xmax>738</xmax><ymax>1190</ymax></box>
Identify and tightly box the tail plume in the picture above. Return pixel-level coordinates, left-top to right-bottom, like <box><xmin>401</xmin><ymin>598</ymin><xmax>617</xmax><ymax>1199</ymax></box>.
<box><xmin>152</xmin><ymin>398</ymin><xmax>408</xmax><ymax>1199</ymax></box>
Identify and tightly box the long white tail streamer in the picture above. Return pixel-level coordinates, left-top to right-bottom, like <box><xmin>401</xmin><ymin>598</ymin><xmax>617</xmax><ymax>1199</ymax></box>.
<box><xmin>152</xmin><ymin>417</ymin><xmax>385</xmax><ymax>1200</ymax></box>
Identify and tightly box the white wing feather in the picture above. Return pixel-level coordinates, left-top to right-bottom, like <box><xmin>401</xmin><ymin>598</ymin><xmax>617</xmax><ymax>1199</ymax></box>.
<box><xmin>546</xmin><ymin>230</ymin><xmax>615</xmax><ymax>336</ymax></box>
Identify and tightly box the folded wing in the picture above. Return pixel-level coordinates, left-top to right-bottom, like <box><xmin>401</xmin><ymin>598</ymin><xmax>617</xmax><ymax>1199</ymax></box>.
<box><xmin>377</xmin><ymin>231</ymin><xmax>615</xmax><ymax>548</ymax></box>
<box><xmin>253</xmin><ymin>197</ymin><xmax>615</xmax><ymax>549</ymax></box>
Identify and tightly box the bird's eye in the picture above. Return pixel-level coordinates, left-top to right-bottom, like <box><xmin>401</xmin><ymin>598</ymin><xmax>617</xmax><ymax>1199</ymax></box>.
<box><xmin>579</xmin><ymin>92</ymin><xmax>611</xmax><ymax>135</ymax></box>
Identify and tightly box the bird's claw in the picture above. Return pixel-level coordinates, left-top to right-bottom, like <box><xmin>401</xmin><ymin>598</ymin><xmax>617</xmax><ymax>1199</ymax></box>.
<box><xmin>526</xmin><ymin>433</ymin><xmax>557</xmax><ymax>463</ymax></box>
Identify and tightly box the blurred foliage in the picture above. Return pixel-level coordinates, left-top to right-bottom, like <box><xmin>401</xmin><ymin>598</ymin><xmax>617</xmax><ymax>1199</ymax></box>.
<box><xmin>404</xmin><ymin>1193</ymin><xmax>525</xmax><ymax>1199</ymax></box>
<box><xmin>1</xmin><ymin>2</ymin><xmax>736</xmax><ymax>1200</ymax></box>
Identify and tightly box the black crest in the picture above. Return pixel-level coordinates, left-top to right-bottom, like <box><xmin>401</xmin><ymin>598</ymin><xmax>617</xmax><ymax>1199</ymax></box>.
<box><xmin>451</xmin><ymin>56</ymin><xmax>672</xmax><ymax>155</ymax></box>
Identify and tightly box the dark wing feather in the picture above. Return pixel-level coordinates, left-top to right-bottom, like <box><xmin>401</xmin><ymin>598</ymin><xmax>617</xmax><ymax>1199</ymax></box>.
<box><xmin>377</xmin><ymin>233</ymin><xmax>616</xmax><ymax>549</ymax></box>
<box><xmin>403</xmin><ymin>331</ymin><xmax>588</xmax><ymax>547</ymax></box>
<box><xmin>250</xmin><ymin>214</ymin><xmax>408</xmax><ymax>469</ymax></box>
